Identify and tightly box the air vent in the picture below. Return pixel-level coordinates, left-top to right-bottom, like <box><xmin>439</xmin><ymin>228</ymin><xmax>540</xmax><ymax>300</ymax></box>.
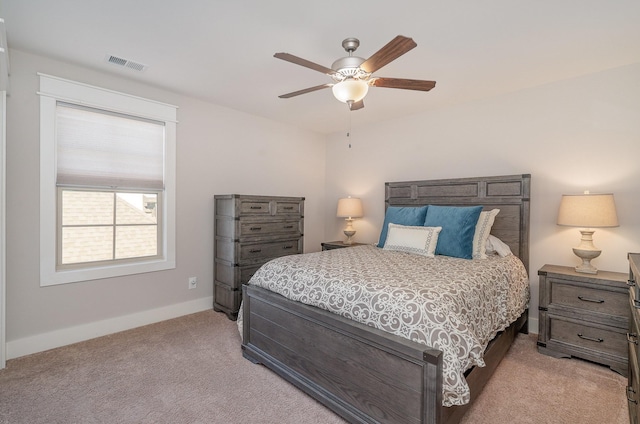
<box><xmin>105</xmin><ymin>54</ymin><xmax>148</xmax><ymax>72</ymax></box>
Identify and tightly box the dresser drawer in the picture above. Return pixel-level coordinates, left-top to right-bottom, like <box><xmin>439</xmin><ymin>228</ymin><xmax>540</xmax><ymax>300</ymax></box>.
<box><xmin>239</xmin><ymin>200</ymin><xmax>271</xmax><ymax>215</ymax></box>
<box><xmin>214</xmin><ymin>281</ymin><xmax>242</xmax><ymax>317</ymax></box>
<box><xmin>548</xmin><ymin>315</ymin><xmax>627</xmax><ymax>360</ymax></box>
<box><xmin>239</xmin><ymin>219</ymin><xmax>302</xmax><ymax>238</ymax></box>
<box><xmin>240</xmin><ymin>264</ymin><xmax>263</xmax><ymax>284</ymax></box>
<box><xmin>215</xmin><ymin>262</ymin><xmax>263</xmax><ymax>289</ymax></box>
<box><xmin>549</xmin><ymin>277</ymin><xmax>627</xmax><ymax>318</ymax></box>
<box><xmin>239</xmin><ymin>238</ymin><xmax>302</xmax><ymax>263</ymax></box>
<box><xmin>274</xmin><ymin>200</ymin><xmax>303</xmax><ymax>216</ymax></box>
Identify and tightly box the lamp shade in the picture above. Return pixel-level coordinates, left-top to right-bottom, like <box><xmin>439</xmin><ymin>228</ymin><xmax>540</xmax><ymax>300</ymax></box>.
<box><xmin>332</xmin><ymin>79</ymin><xmax>369</xmax><ymax>104</ymax></box>
<box><xmin>557</xmin><ymin>193</ymin><xmax>619</xmax><ymax>228</ymax></box>
<box><xmin>336</xmin><ymin>197</ymin><xmax>363</xmax><ymax>219</ymax></box>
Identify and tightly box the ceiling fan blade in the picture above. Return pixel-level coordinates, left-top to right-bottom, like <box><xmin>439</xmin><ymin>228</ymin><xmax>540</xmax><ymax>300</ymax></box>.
<box><xmin>349</xmin><ymin>100</ymin><xmax>364</xmax><ymax>111</ymax></box>
<box><xmin>371</xmin><ymin>77</ymin><xmax>436</xmax><ymax>91</ymax></box>
<box><xmin>278</xmin><ymin>84</ymin><xmax>332</xmax><ymax>99</ymax></box>
<box><xmin>274</xmin><ymin>52</ymin><xmax>337</xmax><ymax>76</ymax></box>
<box><xmin>359</xmin><ymin>35</ymin><xmax>417</xmax><ymax>74</ymax></box>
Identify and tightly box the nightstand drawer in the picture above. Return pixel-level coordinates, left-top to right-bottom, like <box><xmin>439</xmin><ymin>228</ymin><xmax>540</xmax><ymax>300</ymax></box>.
<box><xmin>549</xmin><ymin>278</ymin><xmax>627</xmax><ymax>318</ymax></box>
<box><xmin>629</xmin><ymin>346</ymin><xmax>640</xmax><ymax>424</ymax></box>
<box><xmin>548</xmin><ymin>316</ymin><xmax>627</xmax><ymax>359</ymax></box>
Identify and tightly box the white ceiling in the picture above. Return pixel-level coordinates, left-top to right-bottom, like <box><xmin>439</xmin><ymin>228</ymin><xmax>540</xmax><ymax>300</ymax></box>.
<box><xmin>2</xmin><ymin>1</ymin><xmax>639</xmax><ymax>135</ymax></box>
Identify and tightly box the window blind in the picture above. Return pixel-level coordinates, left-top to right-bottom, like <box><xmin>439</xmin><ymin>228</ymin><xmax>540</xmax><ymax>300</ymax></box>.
<box><xmin>56</xmin><ymin>102</ymin><xmax>165</xmax><ymax>190</ymax></box>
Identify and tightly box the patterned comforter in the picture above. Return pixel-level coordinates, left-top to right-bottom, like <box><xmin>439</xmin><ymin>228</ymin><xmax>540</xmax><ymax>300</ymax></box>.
<box><xmin>246</xmin><ymin>244</ymin><xmax>529</xmax><ymax>406</ymax></box>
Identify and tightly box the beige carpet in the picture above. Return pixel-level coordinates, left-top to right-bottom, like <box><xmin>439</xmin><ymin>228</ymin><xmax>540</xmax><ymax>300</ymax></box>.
<box><xmin>0</xmin><ymin>310</ymin><xmax>628</xmax><ymax>424</ymax></box>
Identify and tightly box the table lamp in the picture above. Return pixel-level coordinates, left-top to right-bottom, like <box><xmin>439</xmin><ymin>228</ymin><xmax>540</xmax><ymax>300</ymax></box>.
<box><xmin>557</xmin><ymin>192</ymin><xmax>619</xmax><ymax>274</ymax></box>
<box><xmin>336</xmin><ymin>197</ymin><xmax>363</xmax><ymax>244</ymax></box>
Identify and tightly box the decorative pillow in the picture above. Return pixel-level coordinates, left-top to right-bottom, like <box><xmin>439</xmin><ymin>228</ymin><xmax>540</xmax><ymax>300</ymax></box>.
<box><xmin>377</xmin><ymin>206</ymin><xmax>429</xmax><ymax>247</ymax></box>
<box><xmin>423</xmin><ymin>205</ymin><xmax>483</xmax><ymax>259</ymax></box>
<box><xmin>383</xmin><ymin>223</ymin><xmax>442</xmax><ymax>257</ymax></box>
<box><xmin>486</xmin><ymin>235</ymin><xmax>513</xmax><ymax>257</ymax></box>
<box><xmin>472</xmin><ymin>209</ymin><xmax>500</xmax><ymax>259</ymax></box>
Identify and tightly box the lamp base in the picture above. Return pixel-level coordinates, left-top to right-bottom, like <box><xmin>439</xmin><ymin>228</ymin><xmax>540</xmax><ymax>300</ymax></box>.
<box><xmin>343</xmin><ymin>218</ymin><xmax>356</xmax><ymax>244</ymax></box>
<box><xmin>572</xmin><ymin>229</ymin><xmax>602</xmax><ymax>274</ymax></box>
<box><xmin>574</xmin><ymin>259</ymin><xmax>599</xmax><ymax>274</ymax></box>
<box><xmin>343</xmin><ymin>230</ymin><xmax>356</xmax><ymax>245</ymax></box>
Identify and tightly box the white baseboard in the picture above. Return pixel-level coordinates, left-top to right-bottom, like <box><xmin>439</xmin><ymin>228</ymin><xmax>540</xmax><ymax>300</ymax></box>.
<box><xmin>7</xmin><ymin>296</ymin><xmax>213</xmax><ymax>360</ymax></box>
<box><xmin>7</xmin><ymin>298</ymin><xmax>538</xmax><ymax>360</ymax></box>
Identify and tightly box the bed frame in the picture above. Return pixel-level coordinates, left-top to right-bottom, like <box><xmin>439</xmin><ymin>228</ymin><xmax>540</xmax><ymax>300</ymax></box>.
<box><xmin>242</xmin><ymin>174</ymin><xmax>531</xmax><ymax>424</ymax></box>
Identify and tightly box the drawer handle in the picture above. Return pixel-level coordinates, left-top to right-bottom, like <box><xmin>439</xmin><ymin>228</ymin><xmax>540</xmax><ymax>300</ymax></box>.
<box><xmin>577</xmin><ymin>295</ymin><xmax>604</xmax><ymax>304</ymax></box>
<box><xmin>629</xmin><ymin>279</ymin><xmax>637</xmax><ymax>287</ymax></box>
<box><xmin>282</xmin><ymin>245</ymin><xmax>293</xmax><ymax>250</ymax></box>
<box><xmin>250</xmin><ymin>206</ymin><xmax>263</xmax><ymax>210</ymax></box>
<box><xmin>628</xmin><ymin>332</ymin><xmax>638</xmax><ymax>345</ymax></box>
<box><xmin>283</xmin><ymin>206</ymin><xmax>294</xmax><ymax>210</ymax></box>
<box><xmin>628</xmin><ymin>387</ymin><xmax>638</xmax><ymax>404</ymax></box>
<box><xmin>283</xmin><ymin>225</ymin><xmax>294</xmax><ymax>229</ymax></box>
<box><xmin>577</xmin><ymin>333</ymin><xmax>603</xmax><ymax>343</ymax></box>
<box><xmin>249</xmin><ymin>227</ymin><xmax>262</xmax><ymax>231</ymax></box>
<box><xmin>249</xmin><ymin>249</ymin><xmax>262</xmax><ymax>253</ymax></box>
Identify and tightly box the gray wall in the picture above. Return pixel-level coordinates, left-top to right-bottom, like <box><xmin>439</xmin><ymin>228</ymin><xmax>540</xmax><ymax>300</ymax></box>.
<box><xmin>6</xmin><ymin>46</ymin><xmax>640</xmax><ymax>355</ymax></box>
<box><xmin>6</xmin><ymin>49</ymin><xmax>326</xmax><ymax>356</ymax></box>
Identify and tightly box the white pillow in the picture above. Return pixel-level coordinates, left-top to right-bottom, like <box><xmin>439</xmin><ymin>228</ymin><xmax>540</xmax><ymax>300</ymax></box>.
<box><xmin>486</xmin><ymin>235</ymin><xmax>513</xmax><ymax>257</ymax></box>
<box><xmin>472</xmin><ymin>209</ymin><xmax>500</xmax><ymax>259</ymax></box>
<box><xmin>383</xmin><ymin>223</ymin><xmax>442</xmax><ymax>257</ymax></box>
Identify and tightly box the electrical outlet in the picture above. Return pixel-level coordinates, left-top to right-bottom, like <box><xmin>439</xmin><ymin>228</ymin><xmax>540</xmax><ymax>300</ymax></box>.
<box><xmin>188</xmin><ymin>277</ymin><xmax>197</xmax><ymax>289</ymax></box>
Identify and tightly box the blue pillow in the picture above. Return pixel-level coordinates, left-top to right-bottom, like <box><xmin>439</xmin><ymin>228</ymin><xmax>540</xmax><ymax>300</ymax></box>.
<box><xmin>377</xmin><ymin>206</ymin><xmax>429</xmax><ymax>247</ymax></box>
<box><xmin>423</xmin><ymin>205</ymin><xmax>483</xmax><ymax>259</ymax></box>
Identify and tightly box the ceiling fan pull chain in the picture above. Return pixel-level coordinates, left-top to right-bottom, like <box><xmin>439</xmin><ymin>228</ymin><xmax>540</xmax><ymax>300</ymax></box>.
<box><xmin>347</xmin><ymin>110</ymin><xmax>352</xmax><ymax>149</ymax></box>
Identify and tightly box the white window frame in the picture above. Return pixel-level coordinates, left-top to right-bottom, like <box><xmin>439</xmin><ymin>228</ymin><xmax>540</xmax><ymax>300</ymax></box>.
<box><xmin>39</xmin><ymin>74</ymin><xmax>177</xmax><ymax>286</ymax></box>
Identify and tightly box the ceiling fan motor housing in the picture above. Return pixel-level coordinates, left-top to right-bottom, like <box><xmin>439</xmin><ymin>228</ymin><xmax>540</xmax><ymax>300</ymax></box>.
<box><xmin>331</xmin><ymin>56</ymin><xmax>366</xmax><ymax>79</ymax></box>
<box><xmin>332</xmin><ymin>38</ymin><xmax>368</xmax><ymax>81</ymax></box>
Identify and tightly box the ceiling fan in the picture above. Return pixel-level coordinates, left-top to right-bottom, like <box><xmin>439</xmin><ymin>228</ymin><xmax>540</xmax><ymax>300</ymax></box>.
<box><xmin>274</xmin><ymin>35</ymin><xmax>436</xmax><ymax>111</ymax></box>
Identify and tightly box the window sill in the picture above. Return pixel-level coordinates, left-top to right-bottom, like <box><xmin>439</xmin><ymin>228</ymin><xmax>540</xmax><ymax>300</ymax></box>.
<box><xmin>40</xmin><ymin>257</ymin><xmax>176</xmax><ymax>287</ymax></box>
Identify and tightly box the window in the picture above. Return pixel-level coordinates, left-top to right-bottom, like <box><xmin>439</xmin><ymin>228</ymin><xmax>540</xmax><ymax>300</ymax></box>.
<box><xmin>39</xmin><ymin>74</ymin><xmax>177</xmax><ymax>286</ymax></box>
<box><xmin>59</xmin><ymin>190</ymin><xmax>160</xmax><ymax>266</ymax></box>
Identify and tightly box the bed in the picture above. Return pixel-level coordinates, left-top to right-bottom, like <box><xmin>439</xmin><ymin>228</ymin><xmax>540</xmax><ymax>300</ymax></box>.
<box><xmin>241</xmin><ymin>174</ymin><xmax>531</xmax><ymax>424</ymax></box>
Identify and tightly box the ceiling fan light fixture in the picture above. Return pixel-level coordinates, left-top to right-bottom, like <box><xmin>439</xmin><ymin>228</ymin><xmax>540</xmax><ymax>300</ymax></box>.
<box><xmin>332</xmin><ymin>79</ymin><xmax>369</xmax><ymax>104</ymax></box>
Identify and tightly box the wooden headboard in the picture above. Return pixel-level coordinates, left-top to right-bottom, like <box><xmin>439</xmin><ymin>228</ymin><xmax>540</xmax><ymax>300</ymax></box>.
<box><xmin>385</xmin><ymin>174</ymin><xmax>531</xmax><ymax>273</ymax></box>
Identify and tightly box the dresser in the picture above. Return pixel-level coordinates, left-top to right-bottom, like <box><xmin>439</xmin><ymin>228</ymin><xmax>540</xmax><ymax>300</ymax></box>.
<box><xmin>627</xmin><ymin>253</ymin><xmax>640</xmax><ymax>423</ymax></box>
<box><xmin>213</xmin><ymin>194</ymin><xmax>304</xmax><ymax>320</ymax></box>
<box><xmin>537</xmin><ymin>264</ymin><xmax>628</xmax><ymax>376</ymax></box>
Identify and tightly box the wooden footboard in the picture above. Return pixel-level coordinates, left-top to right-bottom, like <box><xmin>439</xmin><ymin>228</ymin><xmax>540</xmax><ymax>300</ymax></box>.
<box><xmin>242</xmin><ymin>284</ymin><xmax>527</xmax><ymax>424</ymax></box>
<box><xmin>242</xmin><ymin>284</ymin><xmax>443</xmax><ymax>424</ymax></box>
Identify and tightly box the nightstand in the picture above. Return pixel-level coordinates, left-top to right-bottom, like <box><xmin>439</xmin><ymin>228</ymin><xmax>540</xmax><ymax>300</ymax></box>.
<box><xmin>537</xmin><ymin>264</ymin><xmax>628</xmax><ymax>376</ymax></box>
<box><xmin>321</xmin><ymin>241</ymin><xmax>368</xmax><ymax>251</ymax></box>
